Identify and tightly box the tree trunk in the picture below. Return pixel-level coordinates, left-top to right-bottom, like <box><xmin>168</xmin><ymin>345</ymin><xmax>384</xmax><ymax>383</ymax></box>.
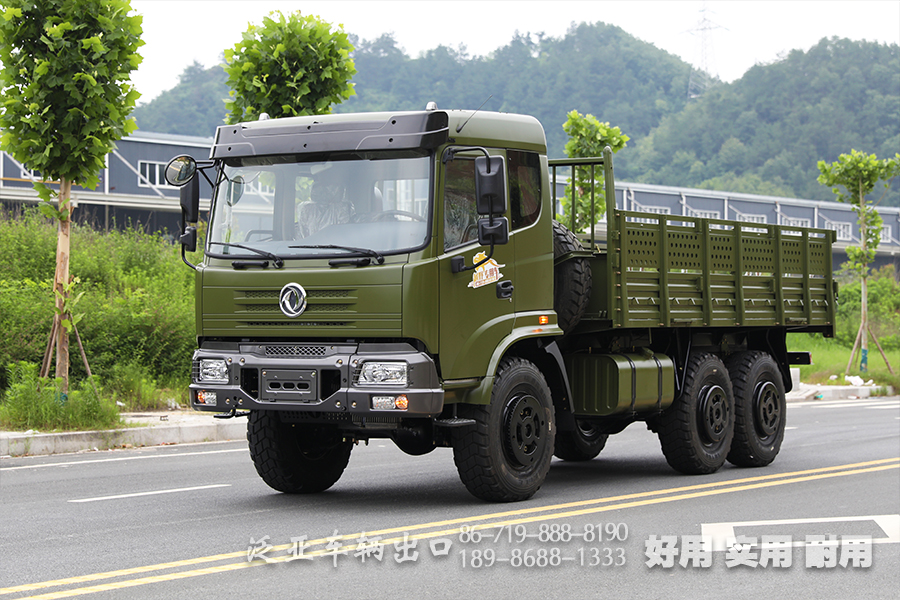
<box><xmin>859</xmin><ymin>178</ymin><xmax>868</xmax><ymax>373</ymax></box>
<box><xmin>54</xmin><ymin>178</ymin><xmax>73</xmax><ymax>393</ymax></box>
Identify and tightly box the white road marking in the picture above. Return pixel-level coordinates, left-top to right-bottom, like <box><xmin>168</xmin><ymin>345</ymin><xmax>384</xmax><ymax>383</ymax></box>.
<box><xmin>1</xmin><ymin>448</ymin><xmax>248</xmax><ymax>471</ymax></box>
<box><xmin>69</xmin><ymin>484</ymin><xmax>232</xmax><ymax>503</ymax></box>
<box><xmin>701</xmin><ymin>514</ymin><xmax>900</xmax><ymax>551</ymax></box>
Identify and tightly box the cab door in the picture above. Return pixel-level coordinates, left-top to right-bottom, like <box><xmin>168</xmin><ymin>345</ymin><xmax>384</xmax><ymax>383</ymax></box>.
<box><xmin>438</xmin><ymin>150</ymin><xmax>516</xmax><ymax>380</ymax></box>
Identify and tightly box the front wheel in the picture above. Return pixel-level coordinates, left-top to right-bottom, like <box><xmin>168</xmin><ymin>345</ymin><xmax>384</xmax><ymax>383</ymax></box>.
<box><xmin>452</xmin><ymin>357</ymin><xmax>556</xmax><ymax>502</ymax></box>
<box><xmin>247</xmin><ymin>411</ymin><xmax>352</xmax><ymax>493</ymax></box>
<box><xmin>656</xmin><ymin>353</ymin><xmax>734</xmax><ymax>474</ymax></box>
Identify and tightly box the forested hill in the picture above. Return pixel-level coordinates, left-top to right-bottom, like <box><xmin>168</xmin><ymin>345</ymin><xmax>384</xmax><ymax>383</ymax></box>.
<box><xmin>132</xmin><ymin>23</ymin><xmax>899</xmax><ymax>206</ymax></box>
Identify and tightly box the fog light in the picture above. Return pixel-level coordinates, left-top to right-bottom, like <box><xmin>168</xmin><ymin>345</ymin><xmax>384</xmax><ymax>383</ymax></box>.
<box><xmin>196</xmin><ymin>390</ymin><xmax>217</xmax><ymax>405</ymax></box>
<box><xmin>371</xmin><ymin>395</ymin><xmax>410</xmax><ymax>411</ymax></box>
<box><xmin>372</xmin><ymin>396</ymin><xmax>395</xmax><ymax>410</ymax></box>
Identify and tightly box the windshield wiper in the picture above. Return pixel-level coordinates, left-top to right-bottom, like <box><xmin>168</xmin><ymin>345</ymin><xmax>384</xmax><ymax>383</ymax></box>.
<box><xmin>288</xmin><ymin>244</ymin><xmax>385</xmax><ymax>265</ymax></box>
<box><xmin>208</xmin><ymin>241</ymin><xmax>285</xmax><ymax>268</ymax></box>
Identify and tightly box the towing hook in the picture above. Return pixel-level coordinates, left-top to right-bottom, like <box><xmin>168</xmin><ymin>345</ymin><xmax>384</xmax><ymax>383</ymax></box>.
<box><xmin>214</xmin><ymin>408</ymin><xmax>250</xmax><ymax>419</ymax></box>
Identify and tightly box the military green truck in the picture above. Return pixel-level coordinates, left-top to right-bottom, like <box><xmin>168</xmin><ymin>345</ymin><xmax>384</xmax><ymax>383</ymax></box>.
<box><xmin>165</xmin><ymin>106</ymin><xmax>836</xmax><ymax>502</ymax></box>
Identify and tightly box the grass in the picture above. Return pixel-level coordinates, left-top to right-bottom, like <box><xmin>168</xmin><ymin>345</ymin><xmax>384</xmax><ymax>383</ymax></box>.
<box><xmin>0</xmin><ymin>362</ymin><xmax>121</xmax><ymax>432</ymax></box>
<box><xmin>788</xmin><ymin>333</ymin><xmax>900</xmax><ymax>391</ymax></box>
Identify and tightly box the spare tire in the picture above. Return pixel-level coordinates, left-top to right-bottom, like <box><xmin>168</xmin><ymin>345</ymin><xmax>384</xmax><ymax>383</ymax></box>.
<box><xmin>552</xmin><ymin>220</ymin><xmax>591</xmax><ymax>332</ymax></box>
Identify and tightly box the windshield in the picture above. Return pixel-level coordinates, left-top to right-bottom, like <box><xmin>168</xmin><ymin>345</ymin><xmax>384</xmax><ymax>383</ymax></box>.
<box><xmin>207</xmin><ymin>152</ymin><xmax>432</xmax><ymax>259</ymax></box>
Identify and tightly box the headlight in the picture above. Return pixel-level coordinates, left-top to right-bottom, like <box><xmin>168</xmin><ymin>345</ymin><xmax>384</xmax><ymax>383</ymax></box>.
<box><xmin>356</xmin><ymin>361</ymin><xmax>408</xmax><ymax>386</ymax></box>
<box><xmin>198</xmin><ymin>359</ymin><xmax>229</xmax><ymax>383</ymax></box>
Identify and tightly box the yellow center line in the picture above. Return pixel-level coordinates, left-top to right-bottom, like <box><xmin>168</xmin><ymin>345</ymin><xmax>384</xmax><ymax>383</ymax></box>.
<box><xmin>4</xmin><ymin>457</ymin><xmax>897</xmax><ymax>599</ymax></box>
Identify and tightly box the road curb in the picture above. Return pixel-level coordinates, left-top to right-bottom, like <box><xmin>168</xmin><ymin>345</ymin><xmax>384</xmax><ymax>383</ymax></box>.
<box><xmin>786</xmin><ymin>384</ymin><xmax>894</xmax><ymax>402</ymax></box>
<box><xmin>0</xmin><ymin>415</ymin><xmax>246</xmax><ymax>458</ymax></box>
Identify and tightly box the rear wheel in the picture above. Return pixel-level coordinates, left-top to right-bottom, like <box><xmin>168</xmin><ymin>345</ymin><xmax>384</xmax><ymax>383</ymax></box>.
<box><xmin>247</xmin><ymin>411</ymin><xmax>352</xmax><ymax>493</ymax></box>
<box><xmin>657</xmin><ymin>353</ymin><xmax>734</xmax><ymax>474</ymax></box>
<box><xmin>452</xmin><ymin>357</ymin><xmax>555</xmax><ymax>502</ymax></box>
<box><xmin>554</xmin><ymin>419</ymin><xmax>608</xmax><ymax>461</ymax></box>
<box><xmin>725</xmin><ymin>351</ymin><xmax>786</xmax><ymax>467</ymax></box>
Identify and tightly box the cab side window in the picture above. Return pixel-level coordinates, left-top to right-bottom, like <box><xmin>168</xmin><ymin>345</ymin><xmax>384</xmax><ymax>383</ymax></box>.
<box><xmin>443</xmin><ymin>158</ymin><xmax>478</xmax><ymax>251</ymax></box>
<box><xmin>507</xmin><ymin>150</ymin><xmax>541</xmax><ymax>230</ymax></box>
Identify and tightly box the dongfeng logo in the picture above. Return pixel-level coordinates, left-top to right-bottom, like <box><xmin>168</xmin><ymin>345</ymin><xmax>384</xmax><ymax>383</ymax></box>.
<box><xmin>279</xmin><ymin>283</ymin><xmax>307</xmax><ymax>318</ymax></box>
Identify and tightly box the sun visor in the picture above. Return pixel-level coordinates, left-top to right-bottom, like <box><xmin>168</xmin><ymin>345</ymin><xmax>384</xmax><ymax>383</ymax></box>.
<box><xmin>210</xmin><ymin>111</ymin><xmax>450</xmax><ymax>159</ymax></box>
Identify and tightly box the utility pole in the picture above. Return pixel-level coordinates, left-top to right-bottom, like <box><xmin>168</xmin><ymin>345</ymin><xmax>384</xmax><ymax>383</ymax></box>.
<box><xmin>687</xmin><ymin>2</ymin><xmax>725</xmax><ymax>100</ymax></box>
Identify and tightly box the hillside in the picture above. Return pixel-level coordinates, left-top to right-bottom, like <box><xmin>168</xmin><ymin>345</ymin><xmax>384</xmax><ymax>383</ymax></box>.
<box><xmin>132</xmin><ymin>24</ymin><xmax>899</xmax><ymax>205</ymax></box>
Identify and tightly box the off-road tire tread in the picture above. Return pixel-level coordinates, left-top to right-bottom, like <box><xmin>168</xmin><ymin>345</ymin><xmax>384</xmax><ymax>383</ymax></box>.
<box><xmin>552</xmin><ymin>220</ymin><xmax>592</xmax><ymax>332</ymax></box>
<box><xmin>247</xmin><ymin>410</ymin><xmax>352</xmax><ymax>494</ymax></box>
<box><xmin>724</xmin><ymin>351</ymin><xmax>785</xmax><ymax>467</ymax></box>
<box><xmin>657</xmin><ymin>352</ymin><xmax>734</xmax><ymax>474</ymax></box>
<box><xmin>554</xmin><ymin>422</ymin><xmax>608</xmax><ymax>461</ymax></box>
<box><xmin>452</xmin><ymin>357</ymin><xmax>555</xmax><ymax>502</ymax></box>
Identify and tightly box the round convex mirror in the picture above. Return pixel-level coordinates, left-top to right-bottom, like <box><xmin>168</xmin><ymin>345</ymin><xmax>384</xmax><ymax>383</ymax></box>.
<box><xmin>164</xmin><ymin>155</ymin><xmax>197</xmax><ymax>186</ymax></box>
<box><xmin>225</xmin><ymin>175</ymin><xmax>245</xmax><ymax>206</ymax></box>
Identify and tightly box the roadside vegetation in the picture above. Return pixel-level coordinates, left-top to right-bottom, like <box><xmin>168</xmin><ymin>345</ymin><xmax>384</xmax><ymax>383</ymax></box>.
<box><xmin>0</xmin><ymin>208</ymin><xmax>199</xmax><ymax>431</ymax></box>
<box><xmin>788</xmin><ymin>265</ymin><xmax>900</xmax><ymax>391</ymax></box>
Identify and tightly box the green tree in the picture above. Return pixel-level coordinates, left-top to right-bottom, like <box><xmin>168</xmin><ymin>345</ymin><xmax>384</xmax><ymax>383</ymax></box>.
<box><xmin>817</xmin><ymin>149</ymin><xmax>900</xmax><ymax>373</ymax></box>
<box><xmin>133</xmin><ymin>61</ymin><xmax>228</xmax><ymax>137</ymax></box>
<box><xmin>223</xmin><ymin>11</ymin><xmax>356</xmax><ymax>123</ymax></box>
<box><xmin>0</xmin><ymin>0</ymin><xmax>143</xmax><ymax>392</ymax></box>
<box><xmin>559</xmin><ymin>110</ymin><xmax>629</xmax><ymax>231</ymax></box>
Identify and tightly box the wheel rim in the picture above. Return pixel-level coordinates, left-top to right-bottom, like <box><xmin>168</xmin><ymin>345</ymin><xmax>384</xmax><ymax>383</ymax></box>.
<box><xmin>753</xmin><ymin>381</ymin><xmax>780</xmax><ymax>438</ymax></box>
<box><xmin>503</xmin><ymin>394</ymin><xmax>546</xmax><ymax>468</ymax></box>
<box><xmin>698</xmin><ymin>384</ymin><xmax>729</xmax><ymax>444</ymax></box>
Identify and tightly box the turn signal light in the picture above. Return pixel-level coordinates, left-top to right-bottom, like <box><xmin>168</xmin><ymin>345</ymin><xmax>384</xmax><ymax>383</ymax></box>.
<box><xmin>538</xmin><ymin>315</ymin><xmax>550</xmax><ymax>325</ymax></box>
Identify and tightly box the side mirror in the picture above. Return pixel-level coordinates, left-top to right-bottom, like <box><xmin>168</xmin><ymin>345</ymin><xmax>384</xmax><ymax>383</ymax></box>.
<box><xmin>165</xmin><ymin>155</ymin><xmax>197</xmax><ymax>186</ymax></box>
<box><xmin>180</xmin><ymin>176</ymin><xmax>200</xmax><ymax>224</ymax></box>
<box><xmin>474</xmin><ymin>155</ymin><xmax>506</xmax><ymax>215</ymax></box>
<box><xmin>477</xmin><ymin>216</ymin><xmax>509</xmax><ymax>246</ymax></box>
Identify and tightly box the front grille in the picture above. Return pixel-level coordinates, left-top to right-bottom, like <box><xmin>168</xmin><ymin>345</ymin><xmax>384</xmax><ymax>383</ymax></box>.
<box><xmin>244</xmin><ymin>290</ymin><xmax>278</xmax><ymax>299</ymax></box>
<box><xmin>265</xmin><ymin>345</ymin><xmax>328</xmax><ymax>357</ymax></box>
<box><xmin>244</xmin><ymin>321</ymin><xmax>349</xmax><ymax>327</ymax></box>
<box><xmin>280</xmin><ymin>411</ymin><xmax>351</xmax><ymax>423</ymax></box>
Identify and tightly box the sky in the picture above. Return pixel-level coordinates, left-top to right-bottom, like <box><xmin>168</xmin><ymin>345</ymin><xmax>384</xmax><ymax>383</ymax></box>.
<box><xmin>130</xmin><ymin>0</ymin><xmax>900</xmax><ymax>104</ymax></box>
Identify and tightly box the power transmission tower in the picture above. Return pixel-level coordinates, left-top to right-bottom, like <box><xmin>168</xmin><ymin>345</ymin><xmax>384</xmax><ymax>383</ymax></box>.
<box><xmin>687</xmin><ymin>3</ymin><xmax>725</xmax><ymax>100</ymax></box>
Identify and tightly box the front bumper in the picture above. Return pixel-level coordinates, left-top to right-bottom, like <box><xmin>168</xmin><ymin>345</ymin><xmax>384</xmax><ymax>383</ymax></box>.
<box><xmin>189</xmin><ymin>341</ymin><xmax>443</xmax><ymax>419</ymax></box>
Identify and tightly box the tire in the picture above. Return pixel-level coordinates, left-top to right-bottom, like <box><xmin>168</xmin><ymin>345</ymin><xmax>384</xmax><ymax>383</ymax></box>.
<box><xmin>554</xmin><ymin>419</ymin><xmax>608</xmax><ymax>461</ymax></box>
<box><xmin>247</xmin><ymin>411</ymin><xmax>352</xmax><ymax>493</ymax></box>
<box><xmin>552</xmin><ymin>220</ymin><xmax>591</xmax><ymax>332</ymax></box>
<box><xmin>452</xmin><ymin>357</ymin><xmax>556</xmax><ymax>502</ymax></box>
<box><xmin>657</xmin><ymin>353</ymin><xmax>734</xmax><ymax>474</ymax></box>
<box><xmin>725</xmin><ymin>351</ymin><xmax>786</xmax><ymax>467</ymax></box>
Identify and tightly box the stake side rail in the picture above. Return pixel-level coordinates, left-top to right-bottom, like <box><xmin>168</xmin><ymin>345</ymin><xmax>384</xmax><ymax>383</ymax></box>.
<box><xmin>605</xmin><ymin>210</ymin><xmax>837</xmax><ymax>332</ymax></box>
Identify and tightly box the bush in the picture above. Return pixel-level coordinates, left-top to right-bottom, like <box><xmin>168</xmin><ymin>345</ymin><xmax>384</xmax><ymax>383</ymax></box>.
<box><xmin>0</xmin><ymin>362</ymin><xmax>121</xmax><ymax>431</ymax></box>
<box><xmin>835</xmin><ymin>265</ymin><xmax>900</xmax><ymax>351</ymax></box>
<box><xmin>0</xmin><ymin>207</ymin><xmax>196</xmax><ymax>396</ymax></box>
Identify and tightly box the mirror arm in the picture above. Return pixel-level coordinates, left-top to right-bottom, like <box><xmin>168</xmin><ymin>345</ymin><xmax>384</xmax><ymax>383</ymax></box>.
<box><xmin>441</xmin><ymin>146</ymin><xmax>491</xmax><ymax>170</ymax></box>
<box><xmin>450</xmin><ymin>242</ymin><xmax>496</xmax><ymax>274</ymax></box>
<box><xmin>181</xmin><ymin>243</ymin><xmax>198</xmax><ymax>271</ymax></box>
<box><xmin>180</xmin><ymin>249</ymin><xmax>198</xmax><ymax>271</ymax></box>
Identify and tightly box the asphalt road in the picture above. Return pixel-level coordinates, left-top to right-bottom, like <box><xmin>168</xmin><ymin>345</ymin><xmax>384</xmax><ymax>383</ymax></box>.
<box><xmin>2</xmin><ymin>396</ymin><xmax>898</xmax><ymax>600</ymax></box>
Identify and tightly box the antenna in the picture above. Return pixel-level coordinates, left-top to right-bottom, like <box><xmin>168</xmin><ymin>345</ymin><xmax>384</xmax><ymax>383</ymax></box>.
<box><xmin>456</xmin><ymin>95</ymin><xmax>493</xmax><ymax>134</ymax></box>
